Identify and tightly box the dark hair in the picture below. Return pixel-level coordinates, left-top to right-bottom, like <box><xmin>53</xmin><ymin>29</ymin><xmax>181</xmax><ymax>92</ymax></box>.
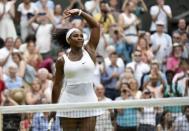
<box><xmin>52</xmin><ymin>29</ymin><xmax>70</xmax><ymax>50</ymax></box>
<box><xmin>25</xmin><ymin>34</ymin><xmax>36</xmax><ymax>43</ymax></box>
<box><xmin>120</xmin><ymin>82</ymin><xmax>130</xmax><ymax>90</ymax></box>
<box><xmin>160</xmin><ymin>110</ymin><xmax>173</xmax><ymax>129</ymax></box>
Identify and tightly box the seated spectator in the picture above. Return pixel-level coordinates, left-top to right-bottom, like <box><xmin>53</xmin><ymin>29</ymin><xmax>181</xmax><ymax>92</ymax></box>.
<box><xmin>0</xmin><ymin>67</ymin><xmax>5</xmax><ymax>104</ymax></box>
<box><xmin>172</xmin><ymin>59</ymin><xmax>189</xmax><ymax>97</ymax></box>
<box><xmin>174</xmin><ymin>106</ymin><xmax>189</xmax><ymax>131</ymax></box>
<box><xmin>101</xmin><ymin>52</ymin><xmax>123</xmax><ymax>100</ymax></box>
<box><xmin>166</xmin><ymin>43</ymin><xmax>183</xmax><ymax>73</ymax></box>
<box><xmin>144</xmin><ymin>71</ymin><xmax>164</xmax><ymax>98</ymax></box>
<box><xmin>180</xmin><ymin>32</ymin><xmax>189</xmax><ymax>59</ymax></box>
<box><xmin>174</xmin><ymin>18</ymin><xmax>187</xmax><ymax>34</ymax></box>
<box><xmin>20</xmin><ymin>113</ymin><xmax>33</xmax><ymax>131</ymax></box>
<box><xmin>115</xmin><ymin>82</ymin><xmax>138</xmax><ymax>131</ymax></box>
<box><xmin>126</xmin><ymin>50</ymin><xmax>150</xmax><ymax>88</ymax></box>
<box><xmin>23</xmin><ymin>39</ymin><xmax>43</xmax><ymax>70</ymax></box>
<box><xmin>128</xmin><ymin>79</ymin><xmax>142</xmax><ymax>99</ymax></box>
<box><xmin>25</xmin><ymin>79</ymin><xmax>46</xmax><ymax>105</ymax></box>
<box><xmin>172</xmin><ymin>32</ymin><xmax>181</xmax><ymax>43</ymax></box>
<box><xmin>138</xmin><ymin>89</ymin><xmax>157</xmax><ymax>131</ymax></box>
<box><xmin>136</xmin><ymin>36</ymin><xmax>154</xmax><ymax>64</ymax></box>
<box><xmin>4</xmin><ymin>64</ymin><xmax>23</xmax><ymax>90</ymax></box>
<box><xmin>157</xmin><ymin>111</ymin><xmax>174</xmax><ymax>131</ymax></box>
<box><xmin>36</xmin><ymin>68</ymin><xmax>53</xmax><ymax>103</ymax></box>
<box><xmin>95</xmin><ymin>84</ymin><xmax>114</xmax><ymax>131</ymax></box>
<box><xmin>14</xmin><ymin>37</ymin><xmax>22</xmax><ymax>50</ymax></box>
<box><xmin>31</xmin><ymin>111</ymin><xmax>61</xmax><ymax>131</ymax></box>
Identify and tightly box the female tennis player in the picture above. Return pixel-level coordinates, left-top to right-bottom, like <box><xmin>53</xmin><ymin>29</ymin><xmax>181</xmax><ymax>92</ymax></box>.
<box><xmin>49</xmin><ymin>9</ymin><xmax>103</xmax><ymax>130</ymax></box>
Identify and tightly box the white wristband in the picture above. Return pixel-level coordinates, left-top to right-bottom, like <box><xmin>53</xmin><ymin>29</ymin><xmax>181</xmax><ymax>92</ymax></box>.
<box><xmin>78</xmin><ymin>9</ymin><xmax>82</xmax><ymax>16</ymax></box>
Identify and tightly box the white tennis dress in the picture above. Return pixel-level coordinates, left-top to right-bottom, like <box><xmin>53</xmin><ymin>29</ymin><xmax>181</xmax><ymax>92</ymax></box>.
<box><xmin>56</xmin><ymin>48</ymin><xmax>104</xmax><ymax>118</ymax></box>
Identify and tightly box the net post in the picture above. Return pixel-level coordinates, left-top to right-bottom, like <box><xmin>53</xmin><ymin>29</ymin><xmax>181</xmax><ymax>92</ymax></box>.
<box><xmin>0</xmin><ymin>113</ymin><xmax>2</xmax><ymax>131</ymax></box>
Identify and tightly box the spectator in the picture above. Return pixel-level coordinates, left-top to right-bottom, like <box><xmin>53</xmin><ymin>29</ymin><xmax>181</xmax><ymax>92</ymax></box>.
<box><xmin>95</xmin><ymin>84</ymin><xmax>114</xmax><ymax>131</ymax></box>
<box><xmin>166</xmin><ymin>43</ymin><xmax>183</xmax><ymax>73</ymax></box>
<box><xmin>35</xmin><ymin>0</ymin><xmax>55</xmax><ymax>13</ymax></box>
<box><xmin>115</xmin><ymin>82</ymin><xmax>138</xmax><ymax>131</ymax></box>
<box><xmin>94</xmin><ymin>0</ymin><xmax>115</xmax><ymax>33</ymax></box>
<box><xmin>174</xmin><ymin>106</ymin><xmax>189</xmax><ymax>131</ymax></box>
<box><xmin>180</xmin><ymin>32</ymin><xmax>189</xmax><ymax>59</ymax></box>
<box><xmin>36</xmin><ymin>68</ymin><xmax>53</xmax><ymax>103</ymax></box>
<box><xmin>119</xmin><ymin>1</ymin><xmax>139</xmax><ymax>46</ymax></box>
<box><xmin>136</xmin><ymin>36</ymin><xmax>154</xmax><ymax>64</ymax></box>
<box><xmin>126</xmin><ymin>49</ymin><xmax>150</xmax><ymax>87</ymax></box>
<box><xmin>53</xmin><ymin>4</ymin><xmax>63</xmax><ymax>28</ymax></box>
<box><xmin>0</xmin><ymin>0</ymin><xmax>17</xmax><ymax>40</ymax></box>
<box><xmin>23</xmin><ymin>38</ymin><xmax>43</xmax><ymax>70</ymax></box>
<box><xmin>128</xmin><ymin>78</ymin><xmax>142</xmax><ymax>99</ymax></box>
<box><xmin>157</xmin><ymin>110</ymin><xmax>174</xmax><ymax>131</ymax></box>
<box><xmin>84</xmin><ymin>0</ymin><xmax>100</xmax><ymax>16</ymax></box>
<box><xmin>17</xmin><ymin>0</ymin><xmax>38</xmax><ymax>41</ymax></box>
<box><xmin>67</xmin><ymin>0</ymin><xmax>84</xmax><ymax>10</ymax></box>
<box><xmin>14</xmin><ymin>37</ymin><xmax>22</xmax><ymax>50</ymax></box>
<box><xmin>175</xmin><ymin>18</ymin><xmax>187</xmax><ymax>34</ymax></box>
<box><xmin>172</xmin><ymin>59</ymin><xmax>189</xmax><ymax>97</ymax></box>
<box><xmin>31</xmin><ymin>112</ymin><xmax>61</xmax><ymax>131</ymax></box>
<box><xmin>151</xmin><ymin>20</ymin><xmax>172</xmax><ymax>69</ymax></box>
<box><xmin>172</xmin><ymin>32</ymin><xmax>181</xmax><ymax>43</ymax></box>
<box><xmin>28</xmin><ymin>10</ymin><xmax>55</xmax><ymax>58</ymax></box>
<box><xmin>101</xmin><ymin>52</ymin><xmax>123</xmax><ymax>100</ymax></box>
<box><xmin>150</xmin><ymin>0</ymin><xmax>172</xmax><ymax>33</ymax></box>
<box><xmin>138</xmin><ymin>89</ymin><xmax>157</xmax><ymax>131</ymax></box>
<box><xmin>25</xmin><ymin>79</ymin><xmax>46</xmax><ymax>105</ymax></box>
<box><xmin>4</xmin><ymin>64</ymin><xmax>23</xmax><ymax>90</ymax></box>
<box><xmin>0</xmin><ymin>37</ymin><xmax>18</xmax><ymax>73</ymax></box>
<box><xmin>0</xmin><ymin>66</ymin><xmax>5</xmax><ymax>104</ymax></box>
<box><xmin>20</xmin><ymin>113</ymin><xmax>33</xmax><ymax>131</ymax></box>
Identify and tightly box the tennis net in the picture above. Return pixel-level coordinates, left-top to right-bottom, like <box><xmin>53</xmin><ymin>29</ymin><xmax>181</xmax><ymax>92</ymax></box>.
<box><xmin>0</xmin><ymin>97</ymin><xmax>189</xmax><ymax>131</ymax></box>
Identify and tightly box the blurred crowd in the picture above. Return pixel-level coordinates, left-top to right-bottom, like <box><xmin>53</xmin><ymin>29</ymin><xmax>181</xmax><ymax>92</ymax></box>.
<box><xmin>0</xmin><ymin>0</ymin><xmax>189</xmax><ymax>130</ymax></box>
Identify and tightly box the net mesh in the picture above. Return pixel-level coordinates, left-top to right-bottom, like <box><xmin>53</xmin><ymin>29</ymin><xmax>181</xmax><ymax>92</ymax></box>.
<box><xmin>0</xmin><ymin>97</ymin><xmax>189</xmax><ymax>131</ymax></box>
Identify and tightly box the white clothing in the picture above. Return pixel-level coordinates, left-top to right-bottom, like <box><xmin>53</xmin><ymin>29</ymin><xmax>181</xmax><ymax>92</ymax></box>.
<box><xmin>139</xmin><ymin>107</ymin><xmax>156</xmax><ymax>126</ymax></box>
<box><xmin>32</xmin><ymin>23</ymin><xmax>53</xmax><ymax>53</ymax></box>
<box><xmin>0</xmin><ymin>2</ymin><xmax>17</xmax><ymax>40</ymax></box>
<box><xmin>174</xmin><ymin>115</ymin><xmax>189</xmax><ymax>131</ymax></box>
<box><xmin>84</xmin><ymin>1</ymin><xmax>100</xmax><ymax>16</ymax></box>
<box><xmin>126</xmin><ymin>61</ymin><xmax>150</xmax><ymax>87</ymax></box>
<box><xmin>57</xmin><ymin>48</ymin><xmax>104</xmax><ymax>118</ymax></box>
<box><xmin>150</xmin><ymin>5</ymin><xmax>172</xmax><ymax>32</ymax></box>
<box><xmin>0</xmin><ymin>47</ymin><xmax>18</xmax><ymax>73</ymax></box>
<box><xmin>43</xmin><ymin>80</ymin><xmax>53</xmax><ymax>103</ymax></box>
<box><xmin>104</xmin><ymin>57</ymin><xmax>125</xmax><ymax>73</ymax></box>
<box><xmin>95</xmin><ymin>97</ymin><xmax>113</xmax><ymax>131</ymax></box>
<box><xmin>121</xmin><ymin>13</ymin><xmax>138</xmax><ymax>45</ymax></box>
<box><xmin>17</xmin><ymin>2</ymin><xmax>37</xmax><ymax>41</ymax></box>
<box><xmin>151</xmin><ymin>33</ymin><xmax>172</xmax><ymax>65</ymax></box>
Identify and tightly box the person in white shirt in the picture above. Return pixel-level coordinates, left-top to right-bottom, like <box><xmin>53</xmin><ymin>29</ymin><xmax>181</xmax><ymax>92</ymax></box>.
<box><xmin>126</xmin><ymin>50</ymin><xmax>150</xmax><ymax>88</ymax></box>
<box><xmin>28</xmin><ymin>11</ymin><xmax>55</xmax><ymax>58</ymax></box>
<box><xmin>150</xmin><ymin>0</ymin><xmax>172</xmax><ymax>32</ymax></box>
<box><xmin>17</xmin><ymin>0</ymin><xmax>38</xmax><ymax>41</ymax></box>
<box><xmin>174</xmin><ymin>106</ymin><xmax>189</xmax><ymax>131</ymax></box>
<box><xmin>150</xmin><ymin>21</ymin><xmax>172</xmax><ymax>70</ymax></box>
<box><xmin>0</xmin><ymin>37</ymin><xmax>18</xmax><ymax>73</ymax></box>
<box><xmin>95</xmin><ymin>84</ymin><xmax>114</xmax><ymax>131</ymax></box>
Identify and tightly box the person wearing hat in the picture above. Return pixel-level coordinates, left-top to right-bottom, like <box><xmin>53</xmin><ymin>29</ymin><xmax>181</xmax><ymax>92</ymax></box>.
<box><xmin>50</xmin><ymin>9</ymin><xmax>103</xmax><ymax>130</ymax></box>
<box><xmin>150</xmin><ymin>20</ymin><xmax>172</xmax><ymax>70</ymax></box>
<box><xmin>166</xmin><ymin>43</ymin><xmax>183</xmax><ymax>73</ymax></box>
<box><xmin>150</xmin><ymin>0</ymin><xmax>172</xmax><ymax>33</ymax></box>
